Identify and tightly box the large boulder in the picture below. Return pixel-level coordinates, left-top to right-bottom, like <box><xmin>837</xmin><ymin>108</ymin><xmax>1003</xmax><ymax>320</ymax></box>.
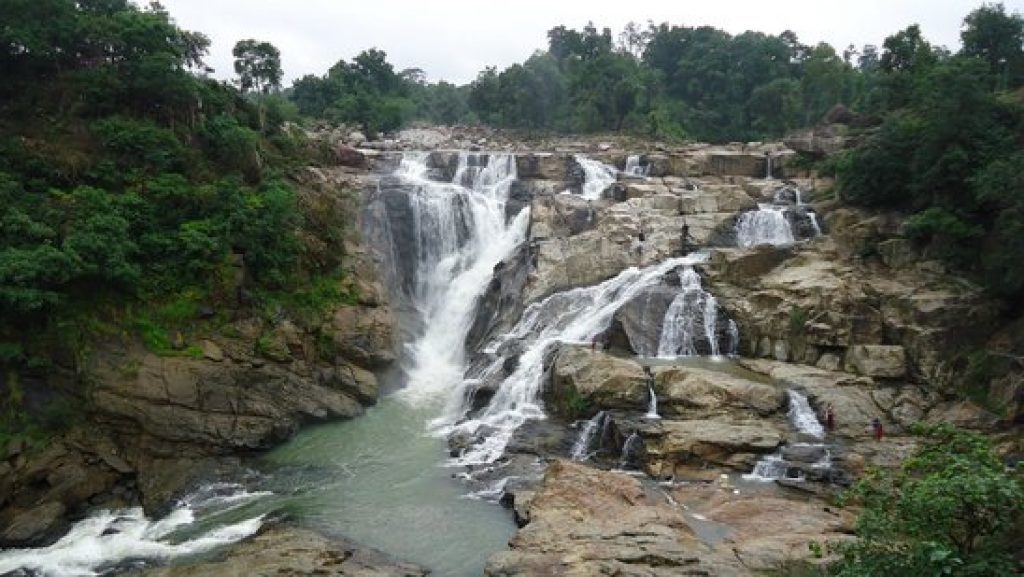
<box><xmin>515</xmin><ymin>153</ymin><xmax>569</xmax><ymax>180</ymax></box>
<box><xmin>653</xmin><ymin>366</ymin><xmax>785</xmax><ymax>417</ymax></box>
<box><xmin>645</xmin><ymin>418</ymin><xmax>784</xmax><ymax>471</ymax></box>
<box><xmin>485</xmin><ymin>460</ymin><xmax>737</xmax><ymax>576</ymax></box>
<box><xmin>548</xmin><ymin>346</ymin><xmax>649</xmax><ymax>416</ymax></box>
<box><xmin>844</xmin><ymin>345</ymin><xmax>907</xmax><ymax>378</ymax></box>
<box><xmin>783</xmin><ymin>124</ymin><xmax>850</xmax><ymax>157</ymax></box>
<box><xmin>140</xmin><ymin>525</ymin><xmax>428</xmax><ymax>576</ymax></box>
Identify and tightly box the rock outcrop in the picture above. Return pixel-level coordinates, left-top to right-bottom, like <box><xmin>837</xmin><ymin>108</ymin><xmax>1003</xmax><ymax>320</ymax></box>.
<box><xmin>0</xmin><ymin>166</ymin><xmax>397</xmax><ymax>548</ymax></box>
<box><xmin>488</xmin><ymin>460</ymin><xmax>853</xmax><ymax>576</ymax></box>
<box><xmin>139</xmin><ymin>525</ymin><xmax>428</xmax><ymax>577</ymax></box>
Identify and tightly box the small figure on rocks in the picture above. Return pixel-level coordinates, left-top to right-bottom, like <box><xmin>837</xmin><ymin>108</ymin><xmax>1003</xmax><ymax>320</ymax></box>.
<box><xmin>680</xmin><ymin>219</ymin><xmax>692</xmax><ymax>254</ymax></box>
<box><xmin>871</xmin><ymin>417</ymin><xmax>884</xmax><ymax>441</ymax></box>
<box><xmin>824</xmin><ymin>403</ymin><xmax>835</xmax><ymax>432</ymax></box>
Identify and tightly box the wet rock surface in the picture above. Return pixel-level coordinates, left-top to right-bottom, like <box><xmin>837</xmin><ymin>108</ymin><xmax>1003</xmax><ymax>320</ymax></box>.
<box><xmin>135</xmin><ymin>525</ymin><xmax>429</xmax><ymax>577</ymax></box>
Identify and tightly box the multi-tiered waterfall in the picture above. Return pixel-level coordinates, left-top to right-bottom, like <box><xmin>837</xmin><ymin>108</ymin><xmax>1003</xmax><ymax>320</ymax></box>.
<box><xmin>382</xmin><ymin>153</ymin><xmax>529</xmax><ymax>405</ymax></box>
<box><xmin>445</xmin><ymin>255</ymin><xmax>708</xmax><ymax>465</ymax></box>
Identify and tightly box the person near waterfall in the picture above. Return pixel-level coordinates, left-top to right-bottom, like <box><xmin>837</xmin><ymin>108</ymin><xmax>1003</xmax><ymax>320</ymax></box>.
<box><xmin>824</xmin><ymin>404</ymin><xmax>835</xmax><ymax>431</ymax></box>
<box><xmin>871</xmin><ymin>417</ymin><xmax>884</xmax><ymax>441</ymax></box>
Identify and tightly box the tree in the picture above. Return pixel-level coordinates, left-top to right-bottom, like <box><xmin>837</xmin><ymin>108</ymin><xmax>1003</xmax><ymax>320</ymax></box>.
<box><xmin>961</xmin><ymin>3</ymin><xmax>1024</xmax><ymax>89</ymax></box>
<box><xmin>829</xmin><ymin>425</ymin><xmax>1023</xmax><ymax>576</ymax></box>
<box><xmin>232</xmin><ymin>39</ymin><xmax>282</xmax><ymax>94</ymax></box>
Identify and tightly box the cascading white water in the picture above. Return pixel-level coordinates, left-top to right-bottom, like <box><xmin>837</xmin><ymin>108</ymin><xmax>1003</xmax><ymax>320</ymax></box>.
<box><xmin>786</xmin><ymin>389</ymin><xmax>825</xmax><ymax>440</ymax></box>
<box><xmin>392</xmin><ymin>153</ymin><xmax>529</xmax><ymax>406</ymax></box>
<box><xmin>618</xmin><ymin>432</ymin><xmax>644</xmax><ymax>470</ymax></box>
<box><xmin>735</xmin><ymin>204</ymin><xmax>795</xmax><ymax>248</ymax></box>
<box><xmin>445</xmin><ymin>254</ymin><xmax>708</xmax><ymax>465</ymax></box>
<box><xmin>573</xmin><ymin>155</ymin><xmax>618</xmax><ymax>201</ymax></box>
<box><xmin>0</xmin><ymin>484</ymin><xmax>267</xmax><ymax>576</ymax></box>
<box><xmin>656</xmin><ymin>267</ymin><xmax>720</xmax><ymax>357</ymax></box>
<box><xmin>623</xmin><ymin>154</ymin><xmax>648</xmax><ymax>177</ymax></box>
<box><xmin>727</xmin><ymin>319</ymin><xmax>740</xmax><ymax>356</ymax></box>
<box><xmin>644</xmin><ymin>382</ymin><xmax>660</xmax><ymax>419</ymax></box>
<box><xmin>808</xmin><ymin>213</ymin><xmax>823</xmax><ymax>237</ymax></box>
<box><xmin>745</xmin><ymin>389</ymin><xmax>828</xmax><ymax>482</ymax></box>
<box><xmin>570</xmin><ymin>411</ymin><xmax>609</xmax><ymax>461</ymax></box>
<box><xmin>765</xmin><ymin>154</ymin><xmax>773</xmax><ymax>180</ymax></box>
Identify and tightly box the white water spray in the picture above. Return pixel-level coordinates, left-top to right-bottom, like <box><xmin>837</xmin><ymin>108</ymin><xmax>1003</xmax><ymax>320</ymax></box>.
<box><xmin>656</xmin><ymin>267</ymin><xmax>720</xmax><ymax>357</ymax></box>
<box><xmin>623</xmin><ymin>154</ymin><xmax>648</xmax><ymax>177</ymax></box>
<box><xmin>390</xmin><ymin>153</ymin><xmax>529</xmax><ymax>406</ymax></box>
<box><xmin>573</xmin><ymin>155</ymin><xmax>618</xmax><ymax>200</ymax></box>
<box><xmin>447</xmin><ymin>254</ymin><xmax>709</xmax><ymax>465</ymax></box>
<box><xmin>735</xmin><ymin>204</ymin><xmax>796</xmax><ymax>248</ymax></box>
<box><xmin>0</xmin><ymin>484</ymin><xmax>266</xmax><ymax>576</ymax></box>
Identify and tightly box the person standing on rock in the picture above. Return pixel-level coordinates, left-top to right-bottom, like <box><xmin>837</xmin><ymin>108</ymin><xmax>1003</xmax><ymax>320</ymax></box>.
<box><xmin>680</xmin><ymin>218</ymin><xmax>692</xmax><ymax>255</ymax></box>
<box><xmin>871</xmin><ymin>417</ymin><xmax>884</xmax><ymax>441</ymax></box>
<box><xmin>825</xmin><ymin>404</ymin><xmax>835</xmax><ymax>432</ymax></box>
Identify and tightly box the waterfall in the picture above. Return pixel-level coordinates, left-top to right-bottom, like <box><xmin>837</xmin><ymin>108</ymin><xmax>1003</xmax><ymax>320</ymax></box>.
<box><xmin>570</xmin><ymin>411</ymin><xmax>609</xmax><ymax>461</ymax></box>
<box><xmin>644</xmin><ymin>382</ymin><xmax>660</xmax><ymax>419</ymax></box>
<box><xmin>746</xmin><ymin>453</ymin><xmax>789</xmax><ymax>481</ymax></box>
<box><xmin>735</xmin><ymin>204</ymin><xmax>795</xmax><ymax>248</ymax></box>
<box><xmin>387</xmin><ymin>152</ymin><xmax>529</xmax><ymax>406</ymax></box>
<box><xmin>445</xmin><ymin>254</ymin><xmax>708</xmax><ymax>465</ymax></box>
<box><xmin>623</xmin><ymin>154</ymin><xmax>648</xmax><ymax>177</ymax></box>
<box><xmin>0</xmin><ymin>484</ymin><xmax>267</xmax><ymax>576</ymax></box>
<box><xmin>808</xmin><ymin>212</ymin><xmax>823</xmax><ymax>237</ymax></box>
<box><xmin>618</xmin><ymin>432</ymin><xmax>644</xmax><ymax>470</ymax></box>
<box><xmin>574</xmin><ymin>155</ymin><xmax>618</xmax><ymax>200</ymax></box>
<box><xmin>744</xmin><ymin>389</ymin><xmax>829</xmax><ymax>482</ymax></box>
<box><xmin>727</xmin><ymin>320</ymin><xmax>740</xmax><ymax>356</ymax></box>
<box><xmin>765</xmin><ymin>154</ymin><xmax>773</xmax><ymax>180</ymax></box>
<box><xmin>656</xmin><ymin>267</ymin><xmax>720</xmax><ymax>357</ymax></box>
<box><xmin>786</xmin><ymin>389</ymin><xmax>825</xmax><ymax>440</ymax></box>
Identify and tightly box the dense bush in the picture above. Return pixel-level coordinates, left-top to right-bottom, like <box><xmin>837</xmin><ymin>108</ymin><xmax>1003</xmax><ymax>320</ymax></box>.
<box><xmin>829</xmin><ymin>425</ymin><xmax>1023</xmax><ymax>576</ymax></box>
<box><xmin>836</xmin><ymin>4</ymin><xmax>1024</xmax><ymax>305</ymax></box>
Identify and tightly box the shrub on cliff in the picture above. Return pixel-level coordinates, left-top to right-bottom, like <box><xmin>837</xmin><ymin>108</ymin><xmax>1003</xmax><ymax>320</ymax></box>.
<box><xmin>828</xmin><ymin>425</ymin><xmax>1023</xmax><ymax>576</ymax></box>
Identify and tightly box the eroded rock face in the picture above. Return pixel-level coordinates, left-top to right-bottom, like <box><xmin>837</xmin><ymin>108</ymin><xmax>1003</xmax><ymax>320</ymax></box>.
<box><xmin>139</xmin><ymin>525</ymin><xmax>428</xmax><ymax>577</ymax></box>
<box><xmin>489</xmin><ymin>460</ymin><xmax>853</xmax><ymax>576</ymax></box>
<box><xmin>653</xmin><ymin>366</ymin><xmax>785</xmax><ymax>417</ymax></box>
<box><xmin>548</xmin><ymin>346</ymin><xmax>648</xmax><ymax>416</ymax></box>
<box><xmin>485</xmin><ymin>460</ymin><xmax>735</xmax><ymax>576</ymax></box>
<box><xmin>704</xmin><ymin>233</ymin><xmax>999</xmax><ymax>390</ymax></box>
<box><xmin>644</xmin><ymin>418</ymin><xmax>784</xmax><ymax>473</ymax></box>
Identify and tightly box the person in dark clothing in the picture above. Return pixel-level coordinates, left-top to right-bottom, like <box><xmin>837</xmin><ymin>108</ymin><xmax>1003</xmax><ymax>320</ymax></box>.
<box><xmin>824</xmin><ymin>403</ymin><xmax>835</xmax><ymax>431</ymax></box>
<box><xmin>871</xmin><ymin>417</ymin><xmax>884</xmax><ymax>441</ymax></box>
<box><xmin>680</xmin><ymin>219</ymin><xmax>692</xmax><ymax>254</ymax></box>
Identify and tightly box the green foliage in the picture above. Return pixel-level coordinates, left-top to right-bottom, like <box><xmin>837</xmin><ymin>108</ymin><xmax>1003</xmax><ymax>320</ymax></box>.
<box><xmin>562</xmin><ymin>387</ymin><xmax>592</xmax><ymax>420</ymax></box>
<box><xmin>789</xmin><ymin>306</ymin><xmax>809</xmax><ymax>336</ymax></box>
<box><xmin>830</xmin><ymin>425</ymin><xmax>1023</xmax><ymax>576</ymax></box>
<box><xmin>233</xmin><ymin>39</ymin><xmax>283</xmax><ymax>94</ymax></box>
<box><xmin>834</xmin><ymin>8</ymin><xmax>1024</xmax><ymax>305</ymax></box>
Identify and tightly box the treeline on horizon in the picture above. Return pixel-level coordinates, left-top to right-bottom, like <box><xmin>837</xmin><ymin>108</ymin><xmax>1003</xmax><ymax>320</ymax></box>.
<box><xmin>288</xmin><ymin>6</ymin><xmax>1023</xmax><ymax>142</ymax></box>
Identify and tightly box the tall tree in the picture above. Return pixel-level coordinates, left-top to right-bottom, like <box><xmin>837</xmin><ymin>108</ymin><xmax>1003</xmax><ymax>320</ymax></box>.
<box><xmin>232</xmin><ymin>39</ymin><xmax>282</xmax><ymax>94</ymax></box>
<box><xmin>960</xmin><ymin>2</ymin><xmax>1024</xmax><ymax>89</ymax></box>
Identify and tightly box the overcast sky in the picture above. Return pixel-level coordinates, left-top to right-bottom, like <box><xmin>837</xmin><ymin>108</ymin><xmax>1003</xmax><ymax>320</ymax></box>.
<box><xmin>161</xmin><ymin>0</ymin><xmax>1024</xmax><ymax>85</ymax></box>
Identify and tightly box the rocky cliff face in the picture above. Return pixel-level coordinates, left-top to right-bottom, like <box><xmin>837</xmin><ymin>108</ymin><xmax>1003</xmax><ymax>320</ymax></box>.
<box><xmin>0</xmin><ymin>165</ymin><xmax>397</xmax><ymax>548</ymax></box>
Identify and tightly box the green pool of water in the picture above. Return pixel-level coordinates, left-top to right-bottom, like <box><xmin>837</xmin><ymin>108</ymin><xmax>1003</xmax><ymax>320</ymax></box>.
<box><xmin>252</xmin><ymin>395</ymin><xmax>516</xmax><ymax>576</ymax></box>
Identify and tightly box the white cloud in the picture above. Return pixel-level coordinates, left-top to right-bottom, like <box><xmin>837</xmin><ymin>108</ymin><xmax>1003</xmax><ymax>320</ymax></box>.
<box><xmin>160</xmin><ymin>0</ymin><xmax>1024</xmax><ymax>85</ymax></box>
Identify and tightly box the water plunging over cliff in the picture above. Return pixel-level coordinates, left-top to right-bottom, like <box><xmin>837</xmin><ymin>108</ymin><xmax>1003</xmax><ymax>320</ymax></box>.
<box><xmin>657</xmin><ymin>267</ymin><xmax>722</xmax><ymax>357</ymax></box>
<box><xmin>573</xmin><ymin>155</ymin><xmax>618</xmax><ymax>200</ymax></box>
<box><xmin>624</xmin><ymin>154</ymin><xmax>648</xmax><ymax>177</ymax></box>
<box><xmin>448</xmin><ymin>254</ymin><xmax>708</xmax><ymax>466</ymax></box>
<box><xmin>735</xmin><ymin>204</ymin><xmax>796</xmax><ymax>248</ymax></box>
